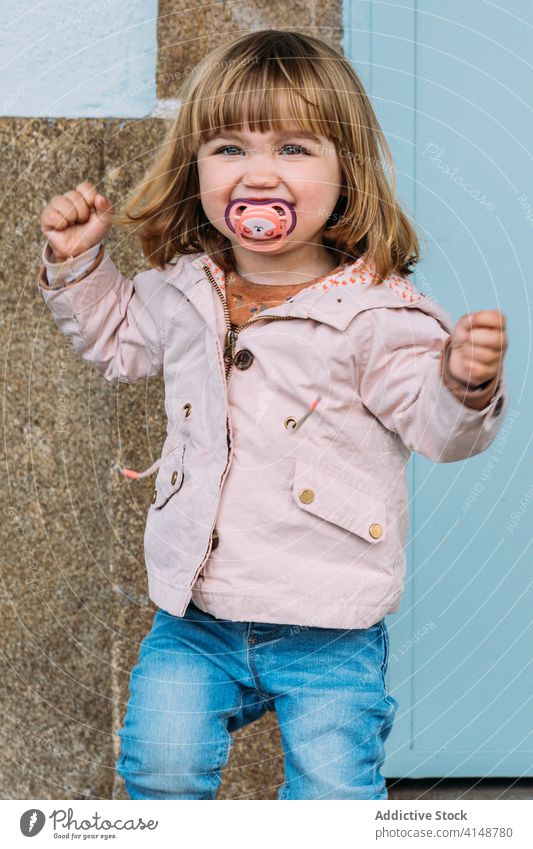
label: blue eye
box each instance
[215,146,242,156]
[280,144,310,155]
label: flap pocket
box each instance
[151,442,186,509]
[291,458,386,544]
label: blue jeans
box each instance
[116,601,398,800]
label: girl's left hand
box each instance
[447,310,508,388]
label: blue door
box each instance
[344,0,533,777]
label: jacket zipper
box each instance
[202,264,298,380]
[191,263,300,591]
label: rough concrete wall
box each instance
[157,0,343,99]
[1,2,342,801]
[1,116,167,799]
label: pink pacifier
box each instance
[224,198,297,252]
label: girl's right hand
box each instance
[41,181,113,262]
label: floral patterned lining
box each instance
[197,253,425,305]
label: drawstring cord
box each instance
[112,406,188,481]
[291,396,321,431]
[112,457,161,481]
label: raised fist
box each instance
[41,181,113,262]
[447,310,508,388]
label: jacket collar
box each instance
[163,251,444,332]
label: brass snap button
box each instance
[234,349,254,370]
[211,528,219,550]
[183,402,192,417]
[284,416,297,430]
[299,488,315,504]
[171,470,179,485]
[369,523,383,539]
[151,488,157,503]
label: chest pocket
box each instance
[291,457,386,544]
[151,442,186,509]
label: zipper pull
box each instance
[225,326,237,362]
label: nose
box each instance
[242,173,280,190]
[241,153,280,191]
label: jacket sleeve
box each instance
[43,241,102,286]
[37,243,167,384]
[352,305,508,463]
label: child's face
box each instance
[196,124,344,259]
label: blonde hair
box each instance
[114,29,420,284]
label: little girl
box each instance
[38,30,508,800]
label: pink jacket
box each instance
[37,247,508,629]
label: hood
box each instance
[164,251,453,334]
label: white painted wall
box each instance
[0,0,158,117]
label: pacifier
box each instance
[224,197,297,252]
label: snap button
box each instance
[493,396,503,416]
[183,402,192,417]
[171,470,179,485]
[369,523,383,539]
[234,349,254,370]
[284,416,297,430]
[211,528,219,550]
[299,488,315,504]
[152,488,157,503]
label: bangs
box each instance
[187,49,344,150]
